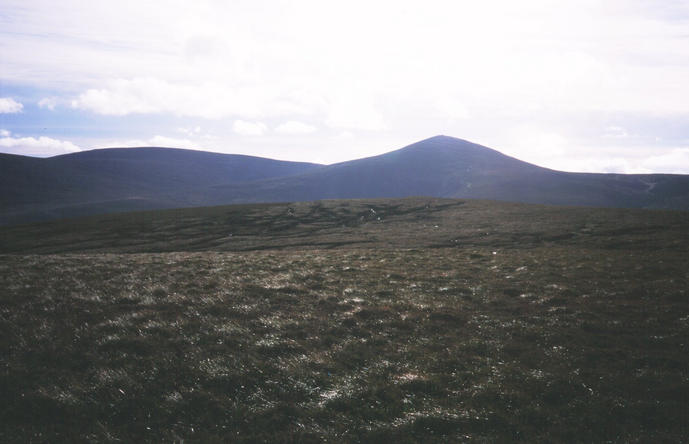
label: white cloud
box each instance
[71,78,185,116]
[69,77,302,119]
[0,135,81,156]
[177,126,201,136]
[2,1,689,170]
[0,129,10,137]
[434,97,470,120]
[641,148,689,174]
[99,135,202,150]
[496,125,569,166]
[325,97,387,131]
[4,2,689,121]
[232,120,267,136]
[148,135,202,149]
[38,97,58,110]
[544,157,645,174]
[603,126,630,139]
[0,97,23,113]
[275,121,316,135]
[497,137,689,174]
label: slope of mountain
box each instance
[2,136,688,225]
[0,147,322,224]
[210,136,689,209]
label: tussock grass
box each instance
[1,198,688,442]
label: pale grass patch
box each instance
[350,297,365,303]
[530,369,545,379]
[255,333,282,347]
[394,372,424,383]
[164,391,183,402]
[390,407,481,427]
[95,368,128,384]
[102,312,146,327]
[39,386,79,405]
[343,305,363,317]
[198,294,225,305]
[198,357,234,378]
[315,376,358,407]
[260,273,293,289]
[319,389,340,403]
[138,295,157,305]
[258,314,287,328]
[234,303,259,313]
[97,334,121,345]
[215,320,248,334]
[141,319,166,330]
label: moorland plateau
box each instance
[1,198,687,442]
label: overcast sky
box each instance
[1,0,689,173]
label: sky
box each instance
[1,0,689,173]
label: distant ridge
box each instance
[2,136,688,225]
[0,147,322,225]
[208,135,689,209]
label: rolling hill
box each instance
[209,136,689,209]
[0,148,321,225]
[2,135,689,225]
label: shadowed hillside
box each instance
[3,136,689,225]
[0,148,321,225]
[210,136,689,209]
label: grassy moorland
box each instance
[1,198,688,442]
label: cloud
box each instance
[275,121,316,135]
[603,126,630,139]
[0,97,23,113]
[38,97,58,110]
[148,135,202,149]
[641,148,689,174]
[434,97,470,120]
[71,78,180,116]
[177,126,201,136]
[0,135,81,156]
[232,120,267,136]
[499,137,689,174]
[3,1,689,170]
[496,125,569,165]
[70,78,296,119]
[545,157,644,174]
[4,2,689,120]
[325,97,387,131]
[0,129,10,137]
[99,135,202,150]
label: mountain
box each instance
[0,147,321,225]
[209,135,689,209]
[2,136,688,225]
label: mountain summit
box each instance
[2,136,688,224]
[208,135,689,209]
[209,135,546,201]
